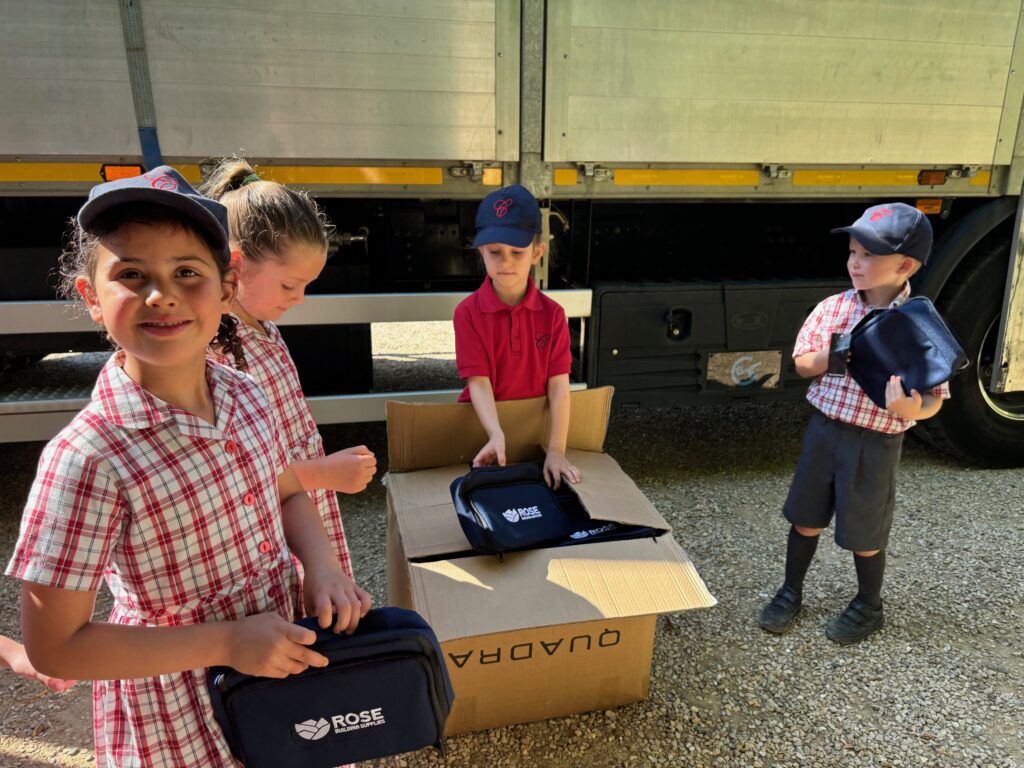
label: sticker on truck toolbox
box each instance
[705,351,783,390]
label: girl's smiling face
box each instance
[76,221,234,371]
[233,241,327,323]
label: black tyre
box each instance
[922,236,1024,466]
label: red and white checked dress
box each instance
[212,318,352,580]
[7,354,297,767]
[795,284,951,434]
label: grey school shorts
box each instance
[782,410,904,551]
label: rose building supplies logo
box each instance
[569,523,617,540]
[294,709,387,740]
[502,505,543,523]
[294,718,331,741]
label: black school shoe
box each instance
[826,598,885,645]
[759,586,802,634]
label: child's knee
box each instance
[793,524,824,538]
[854,548,881,557]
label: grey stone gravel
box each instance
[0,323,1022,767]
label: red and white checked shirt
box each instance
[7,354,297,767]
[212,318,352,580]
[795,284,951,434]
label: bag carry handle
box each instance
[292,608,429,647]
[457,462,544,496]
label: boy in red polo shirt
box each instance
[454,185,580,489]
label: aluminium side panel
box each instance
[545,0,1021,166]
[0,1,140,158]
[141,0,517,163]
[1003,7,1024,193]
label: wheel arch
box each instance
[913,196,1016,300]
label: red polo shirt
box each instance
[454,277,572,402]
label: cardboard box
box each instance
[385,387,716,736]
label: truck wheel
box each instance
[922,237,1024,466]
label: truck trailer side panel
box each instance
[545,0,1022,166]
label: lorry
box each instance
[2,0,1023,466]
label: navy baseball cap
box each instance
[831,202,933,265]
[472,185,542,248]
[78,166,230,260]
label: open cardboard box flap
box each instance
[386,388,613,473]
[408,537,716,643]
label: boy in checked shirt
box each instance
[759,203,950,645]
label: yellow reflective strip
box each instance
[170,165,202,184]
[482,167,503,186]
[793,170,920,186]
[0,163,201,184]
[0,162,103,182]
[613,169,759,186]
[553,168,579,186]
[969,170,991,186]
[257,166,443,186]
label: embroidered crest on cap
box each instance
[493,198,514,218]
[145,172,179,191]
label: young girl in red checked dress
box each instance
[6,167,370,767]
[202,159,375,584]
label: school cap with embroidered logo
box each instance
[77,165,230,260]
[472,184,542,248]
[831,202,933,265]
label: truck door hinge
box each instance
[579,163,611,181]
[449,162,484,181]
[948,165,981,179]
[327,227,369,259]
[762,164,791,179]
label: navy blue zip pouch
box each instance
[828,296,968,408]
[551,484,659,545]
[451,463,659,556]
[208,607,454,768]
[451,462,573,556]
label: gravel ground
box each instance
[1,322,1022,767]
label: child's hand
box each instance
[3,641,76,692]
[885,375,923,418]
[228,613,328,678]
[302,562,372,635]
[473,433,506,467]
[543,450,581,490]
[322,446,377,494]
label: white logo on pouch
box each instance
[294,718,330,741]
[569,523,617,540]
[294,709,386,739]
[332,708,387,734]
[502,505,542,523]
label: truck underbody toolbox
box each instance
[588,280,848,404]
